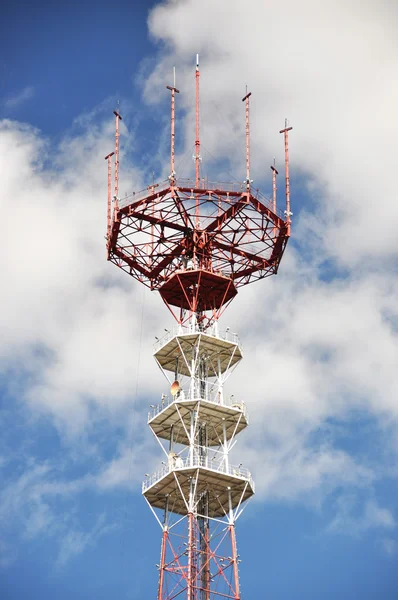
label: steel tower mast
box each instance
[105,57,293,599]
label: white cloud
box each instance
[0,464,57,545]
[247,445,375,506]
[3,86,35,109]
[0,117,164,436]
[146,0,398,266]
[0,450,146,568]
[55,513,116,568]
[1,0,398,563]
[141,0,398,503]
[327,496,396,537]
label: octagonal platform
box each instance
[148,396,248,447]
[154,330,242,377]
[142,457,254,518]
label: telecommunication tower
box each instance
[105,56,292,599]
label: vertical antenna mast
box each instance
[279,118,293,236]
[167,68,180,184]
[113,108,122,212]
[195,54,200,190]
[270,158,278,239]
[242,89,252,191]
[105,151,115,246]
[270,158,278,213]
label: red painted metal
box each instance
[106,63,293,599]
[113,109,122,212]
[202,521,210,600]
[242,91,252,191]
[158,528,168,599]
[187,512,194,600]
[155,514,242,600]
[105,151,114,249]
[271,160,278,239]
[270,160,278,214]
[230,525,240,600]
[195,55,200,191]
[167,76,180,182]
[107,177,289,327]
[279,119,293,236]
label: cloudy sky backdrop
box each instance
[1,0,397,598]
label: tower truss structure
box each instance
[105,57,292,599]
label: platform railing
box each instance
[142,454,254,493]
[119,179,170,209]
[153,324,241,354]
[177,178,284,217]
[118,177,285,219]
[148,389,247,422]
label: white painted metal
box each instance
[143,324,254,527]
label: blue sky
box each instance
[1,0,398,599]
[1,1,155,130]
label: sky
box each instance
[0,0,398,598]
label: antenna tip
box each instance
[196,54,199,69]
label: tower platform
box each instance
[159,269,237,311]
[142,457,254,518]
[148,395,248,446]
[154,326,242,377]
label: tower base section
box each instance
[157,515,241,600]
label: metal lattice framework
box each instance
[108,178,289,324]
[105,56,292,599]
[110,177,289,285]
[143,324,253,600]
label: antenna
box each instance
[270,158,278,213]
[279,118,293,236]
[105,62,294,600]
[104,151,115,247]
[113,107,122,212]
[195,54,200,191]
[166,68,180,183]
[242,89,252,191]
[270,158,278,239]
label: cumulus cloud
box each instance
[0,117,164,435]
[142,0,398,487]
[0,114,164,564]
[146,0,398,265]
[1,0,398,567]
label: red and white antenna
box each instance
[270,157,278,213]
[195,54,200,189]
[113,107,122,212]
[271,158,278,239]
[105,60,294,600]
[279,118,293,236]
[242,88,252,191]
[166,67,180,184]
[105,151,114,246]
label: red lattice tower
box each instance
[105,57,292,599]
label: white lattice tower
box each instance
[143,318,254,600]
